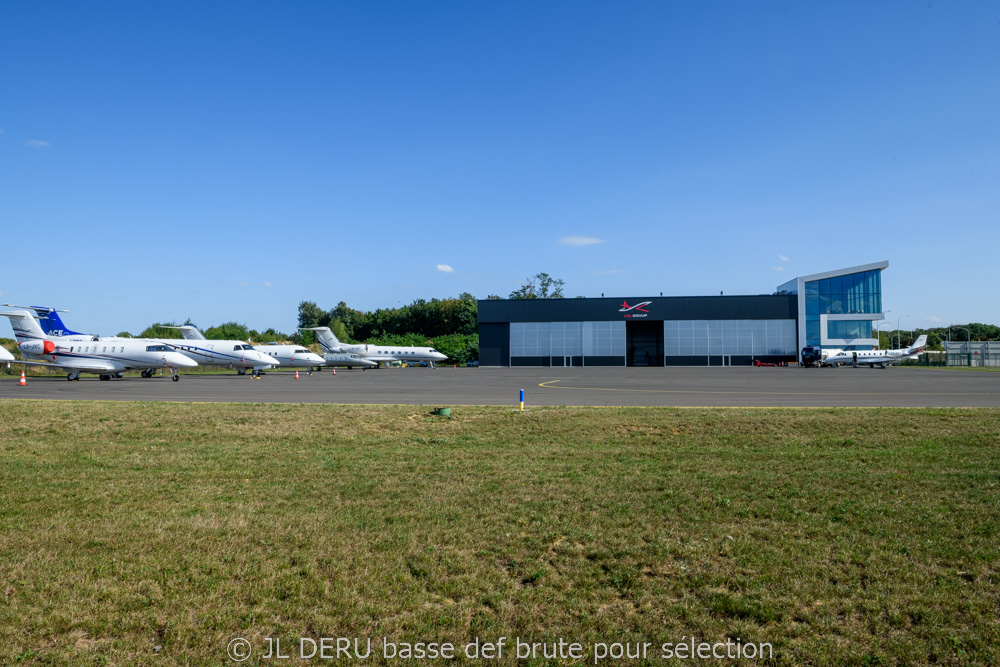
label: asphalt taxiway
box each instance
[2,366,999,407]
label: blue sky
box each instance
[2,1,998,336]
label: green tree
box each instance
[139,322,181,338]
[298,301,329,329]
[429,333,479,364]
[204,322,250,340]
[509,272,565,299]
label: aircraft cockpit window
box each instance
[242,344,255,350]
[295,349,309,354]
[146,345,172,352]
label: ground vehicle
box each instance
[801,346,823,367]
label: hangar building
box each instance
[478,261,887,367]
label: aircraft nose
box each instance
[168,353,199,368]
[259,353,279,366]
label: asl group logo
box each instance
[619,301,652,318]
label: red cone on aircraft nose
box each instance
[43,341,55,354]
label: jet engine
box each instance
[18,340,56,355]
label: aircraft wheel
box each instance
[100,375,111,381]
[172,374,179,382]
[237,369,246,375]
[67,374,74,381]
[115,372,124,378]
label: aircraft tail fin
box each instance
[1,304,83,336]
[162,325,207,341]
[0,310,49,341]
[299,327,341,352]
[910,334,928,351]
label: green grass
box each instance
[1,402,998,665]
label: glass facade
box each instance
[511,321,624,358]
[804,270,882,346]
[511,320,796,360]
[827,320,873,340]
[664,320,797,356]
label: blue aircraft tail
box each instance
[32,307,84,336]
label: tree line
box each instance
[882,323,1000,351]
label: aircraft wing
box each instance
[9,357,118,373]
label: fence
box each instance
[906,352,1000,368]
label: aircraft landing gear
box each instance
[141,369,151,378]
[172,372,179,382]
[237,369,246,375]
[115,372,124,378]
[99,374,111,381]
[67,372,80,381]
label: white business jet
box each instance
[0,309,198,381]
[301,327,447,368]
[156,325,279,378]
[251,342,326,373]
[824,335,928,368]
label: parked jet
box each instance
[5,306,276,378]
[1,344,15,364]
[824,335,928,368]
[301,327,446,367]
[157,326,279,377]
[251,342,326,373]
[0,309,198,381]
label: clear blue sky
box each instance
[2,1,998,336]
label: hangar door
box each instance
[626,320,663,366]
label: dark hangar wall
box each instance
[477,295,798,367]
[478,295,797,324]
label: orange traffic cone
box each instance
[332,368,336,375]
[19,371,27,386]
[295,370,300,379]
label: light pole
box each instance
[875,320,889,349]
[896,315,909,349]
[879,309,892,349]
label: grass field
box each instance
[1,402,998,665]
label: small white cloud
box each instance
[926,315,943,323]
[436,264,455,273]
[559,236,605,246]
[594,269,623,275]
[26,139,50,148]
[239,281,249,286]
[261,281,273,288]
[779,254,790,262]
[772,266,785,272]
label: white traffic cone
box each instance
[295,370,300,379]
[19,371,26,386]
[332,368,336,375]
